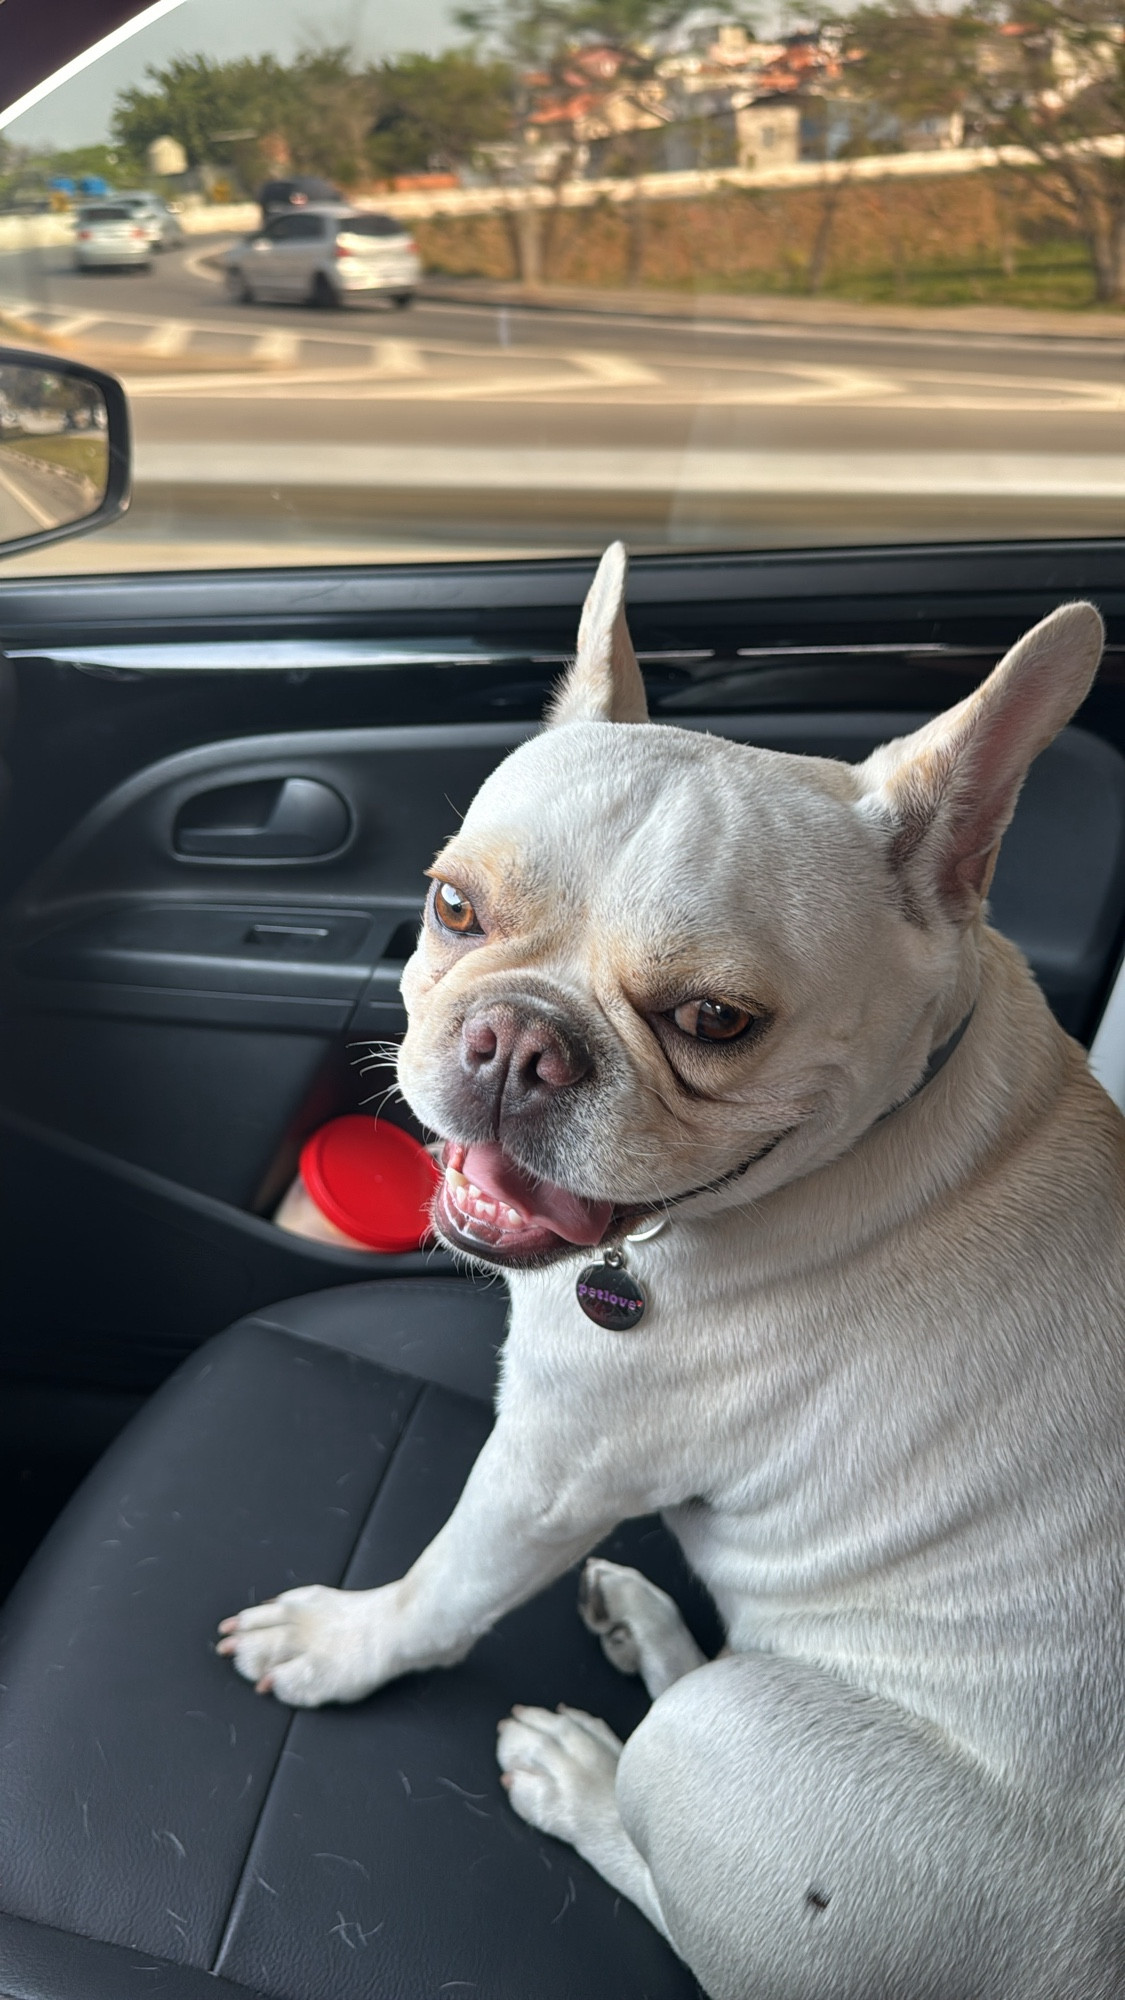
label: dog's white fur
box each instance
[221,547,1125,1998]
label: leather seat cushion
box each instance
[0,1279,714,2000]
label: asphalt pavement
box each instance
[1,237,1123,570]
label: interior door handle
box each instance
[173,777,351,859]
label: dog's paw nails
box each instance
[497,1704,622,1841]
[578,1559,705,1692]
[578,1559,645,1673]
[215,1583,390,1706]
[577,1558,609,1628]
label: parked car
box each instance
[116,191,185,252]
[73,202,152,271]
[223,204,420,308]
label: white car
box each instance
[118,193,185,252]
[223,204,421,309]
[73,203,152,271]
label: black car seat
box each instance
[0,1279,712,2000]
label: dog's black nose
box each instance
[460,1002,592,1118]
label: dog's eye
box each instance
[432,881,482,936]
[672,999,754,1042]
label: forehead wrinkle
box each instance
[594,931,781,1021]
[432,828,555,921]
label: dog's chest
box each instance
[507,1240,1118,1627]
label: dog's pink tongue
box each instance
[461,1142,612,1247]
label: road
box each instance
[2,237,1124,569]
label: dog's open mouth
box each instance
[435,1141,615,1265]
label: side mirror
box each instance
[0,348,130,560]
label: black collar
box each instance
[876,1006,976,1123]
[654,1006,977,1218]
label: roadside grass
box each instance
[821,241,1099,311]
[3,434,106,483]
[643,242,1103,312]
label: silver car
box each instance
[224,205,420,310]
[118,193,185,252]
[73,203,152,271]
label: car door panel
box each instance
[1,547,1124,1397]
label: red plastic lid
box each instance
[299,1116,440,1253]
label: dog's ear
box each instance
[546,541,649,726]
[859,601,1104,922]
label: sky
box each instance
[5,0,463,150]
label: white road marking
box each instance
[3,300,380,355]
[5,294,1120,414]
[0,456,58,528]
[130,441,1125,497]
[567,349,660,385]
[44,311,101,338]
[371,338,426,375]
[141,319,190,356]
[123,357,1125,413]
[125,363,411,394]
[124,365,606,400]
[182,241,235,284]
[252,328,300,365]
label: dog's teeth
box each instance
[443,1166,525,1235]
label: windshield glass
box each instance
[1,0,1123,575]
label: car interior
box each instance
[1,4,1124,1999]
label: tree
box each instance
[457,0,692,283]
[842,1,981,136]
[838,0,1125,304]
[277,48,380,186]
[971,0,1125,304]
[109,45,514,196]
[367,52,516,180]
[111,52,297,190]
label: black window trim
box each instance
[0,540,1122,652]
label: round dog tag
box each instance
[575,1261,647,1331]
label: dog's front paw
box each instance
[216,1582,396,1706]
[497,1704,622,1844]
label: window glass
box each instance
[1,0,1122,575]
[265,212,322,240]
[337,213,406,239]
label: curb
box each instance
[0,311,61,351]
[417,278,1125,346]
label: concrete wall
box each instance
[2,131,1121,250]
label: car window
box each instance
[0,0,1122,578]
[337,214,406,239]
[263,214,311,241]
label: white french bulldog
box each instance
[220,546,1125,1999]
